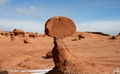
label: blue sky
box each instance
[0,0,120,35]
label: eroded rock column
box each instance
[45,16,113,74]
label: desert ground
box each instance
[0,31,120,74]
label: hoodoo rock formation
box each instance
[11,29,31,43]
[13,29,25,37]
[45,16,113,74]
[45,16,76,38]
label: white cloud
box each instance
[24,2,29,5]
[0,19,45,33]
[33,2,36,4]
[0,0,10,9]
[76,20,120,35]
[0,0,10,5]
[15,5,38,14]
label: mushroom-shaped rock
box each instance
[45,16,113,74]
[45,16,76,38]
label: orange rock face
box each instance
[11,29,31,44]
[45,16,113,74]
[45,16,76,38]
[46,38,113,74]
[13,29,25,37]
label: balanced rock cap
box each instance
[44,16,76,38]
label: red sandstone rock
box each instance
[46,51,52,58]
[11,29,31,44]
[23,37,31,44]
[45,16,113,74]
[45,16,76,38]
[11,36,23,43]
[46,38,113,74]
[13,29,25,37]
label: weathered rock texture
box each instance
[46,38,113,74]
[45,16,76,38]
[1,31,11,37]
[11,29,31,43]
[0,30,2,35]
[46,51,52,58]
[13,29,25,37]
[45,16,113,74]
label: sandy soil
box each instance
[0,32,120,73]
